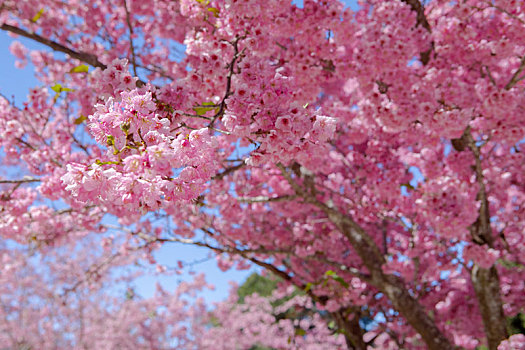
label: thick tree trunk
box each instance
[464,129,508,349]
[471,265,508,350]
[468,210,508,350]
[330,215,455,350]
[279,163,455,350]
[333,310,367,350]
[468,211,508,350]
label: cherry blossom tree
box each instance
[0,238,345,349]
[1,0,525,349]
[0,238,210,349]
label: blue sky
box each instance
[0,32,39,105]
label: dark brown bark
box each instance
[399,0,434,65]
[328,215,455,350]
[0,23,147,87]
[0,24,106,69]
[278,164,455,350]
[334,310,367,350]
[400,0,431,32]
[471,265,508,350]
[465,130,508,350]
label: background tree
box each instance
[1,0,525,349]
[0,241,346,349]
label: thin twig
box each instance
[237,195,296,203]
[122,0,138,77]
[505,55,525,90]
[208,36,246,129]
[464,127,493,246]
[212,162,245,180]
[484,1,525,25]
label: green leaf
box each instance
[50,84,63,93]
[193,107,211,115]
[95,159,120,166]
[69,64,89,73]
[324,270,349,288]
[295,328,306,336]
[193,102,216,115]
[208,7,220,17]
[120,122,130,132]
[74,115,87,124]
[106,135,115,146]
[304,282,313,292]
[31,9,45,23]
[50,83,75,94]
[498,259,525,269]
[333,276,349,288]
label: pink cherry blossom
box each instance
[1,0,525,349]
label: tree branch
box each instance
[484,1,525,25]
[400,0,431,32]
[276,162,455,350]
[237,195,296,203]
[334,309,367,350]
[212,162,245,180]
[505,55,525,90]
[208,36,246,129]
[399,0,433,65]
[0,24,106,69]
[1,23,146,87]
[0,177,40,184]
[464,129,493,246]
[122,0,138,77]
[464,128,508,349]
